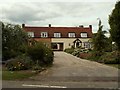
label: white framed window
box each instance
[41,32,48,38]
[54,33,61,38]
[80,33,87,38]
[68,33,75,37]
[28,32,34,37]
[84,42,91,48]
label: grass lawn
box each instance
[2,70,39,80]
[2,65,40,80]
[106,64,119,69]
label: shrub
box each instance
[87,51,119,64]
[2,49,22,61]
[84,50,101,62]
[43,47,54,66]
[5,55,34,71]
[64,47,91,57]
[80,53,92,59]
[72,48,81,57]
[81,49,90,53]
[27,42,54,66]
[32,64,42,70]
[64,46,94,60]
[100,52,119,64]
[64,48,74,54]
[2,23,29,61]
[18,44,28,54]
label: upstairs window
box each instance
[80,33,87,38]
[28,32,34,37]
[68,33,75,37]
[54,33,61,38]
[41,32,48,38]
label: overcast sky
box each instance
[0,0,118,33]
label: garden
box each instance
[64,47,119,69]
[2,22,54,80]
[64,18,120,69]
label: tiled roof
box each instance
[23,25,92,38]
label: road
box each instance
[2,52,119,89]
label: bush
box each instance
[27,42,54,66]
[81,49,89,53]
[100,52,119,64]
[80,53,92,59]
[64,47,92,57]
[72,48,81,57]
[2,23,29,61]
[5,55,34,71]
[32,63,43,70]
[43,47,54,66]
[2,49,25,61]
[64,48,74,54]
[32,63,46,72]
[83,50,100,62]
[87,51,119,64]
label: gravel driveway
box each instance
[29,51,118,81]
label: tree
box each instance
[92,20,108,56]
[109,1,120,51]
[2,22,29,60]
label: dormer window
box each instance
[80,32,87,38]
[68,33,75,37]
[28,32,34,37]
[41,32,48,38]
[54,32,61,38]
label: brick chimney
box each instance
[22,24,25,28]
[89,25,92,29]
[49,24,51,27]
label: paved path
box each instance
[2,52,119,88]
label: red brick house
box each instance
[23,24,92,51]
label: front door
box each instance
[76,42,79,48]
[73,38,82,48]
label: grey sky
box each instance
[0,0,118,33]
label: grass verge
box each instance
[2,70,39,80]
[2,65,41,80]
[106,64,119,69]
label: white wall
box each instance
[51,38,91,50]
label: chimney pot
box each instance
[89,25,92,28]
[22,24,25,28]
[49,24,51,27]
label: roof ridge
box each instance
[25,26,90,29]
